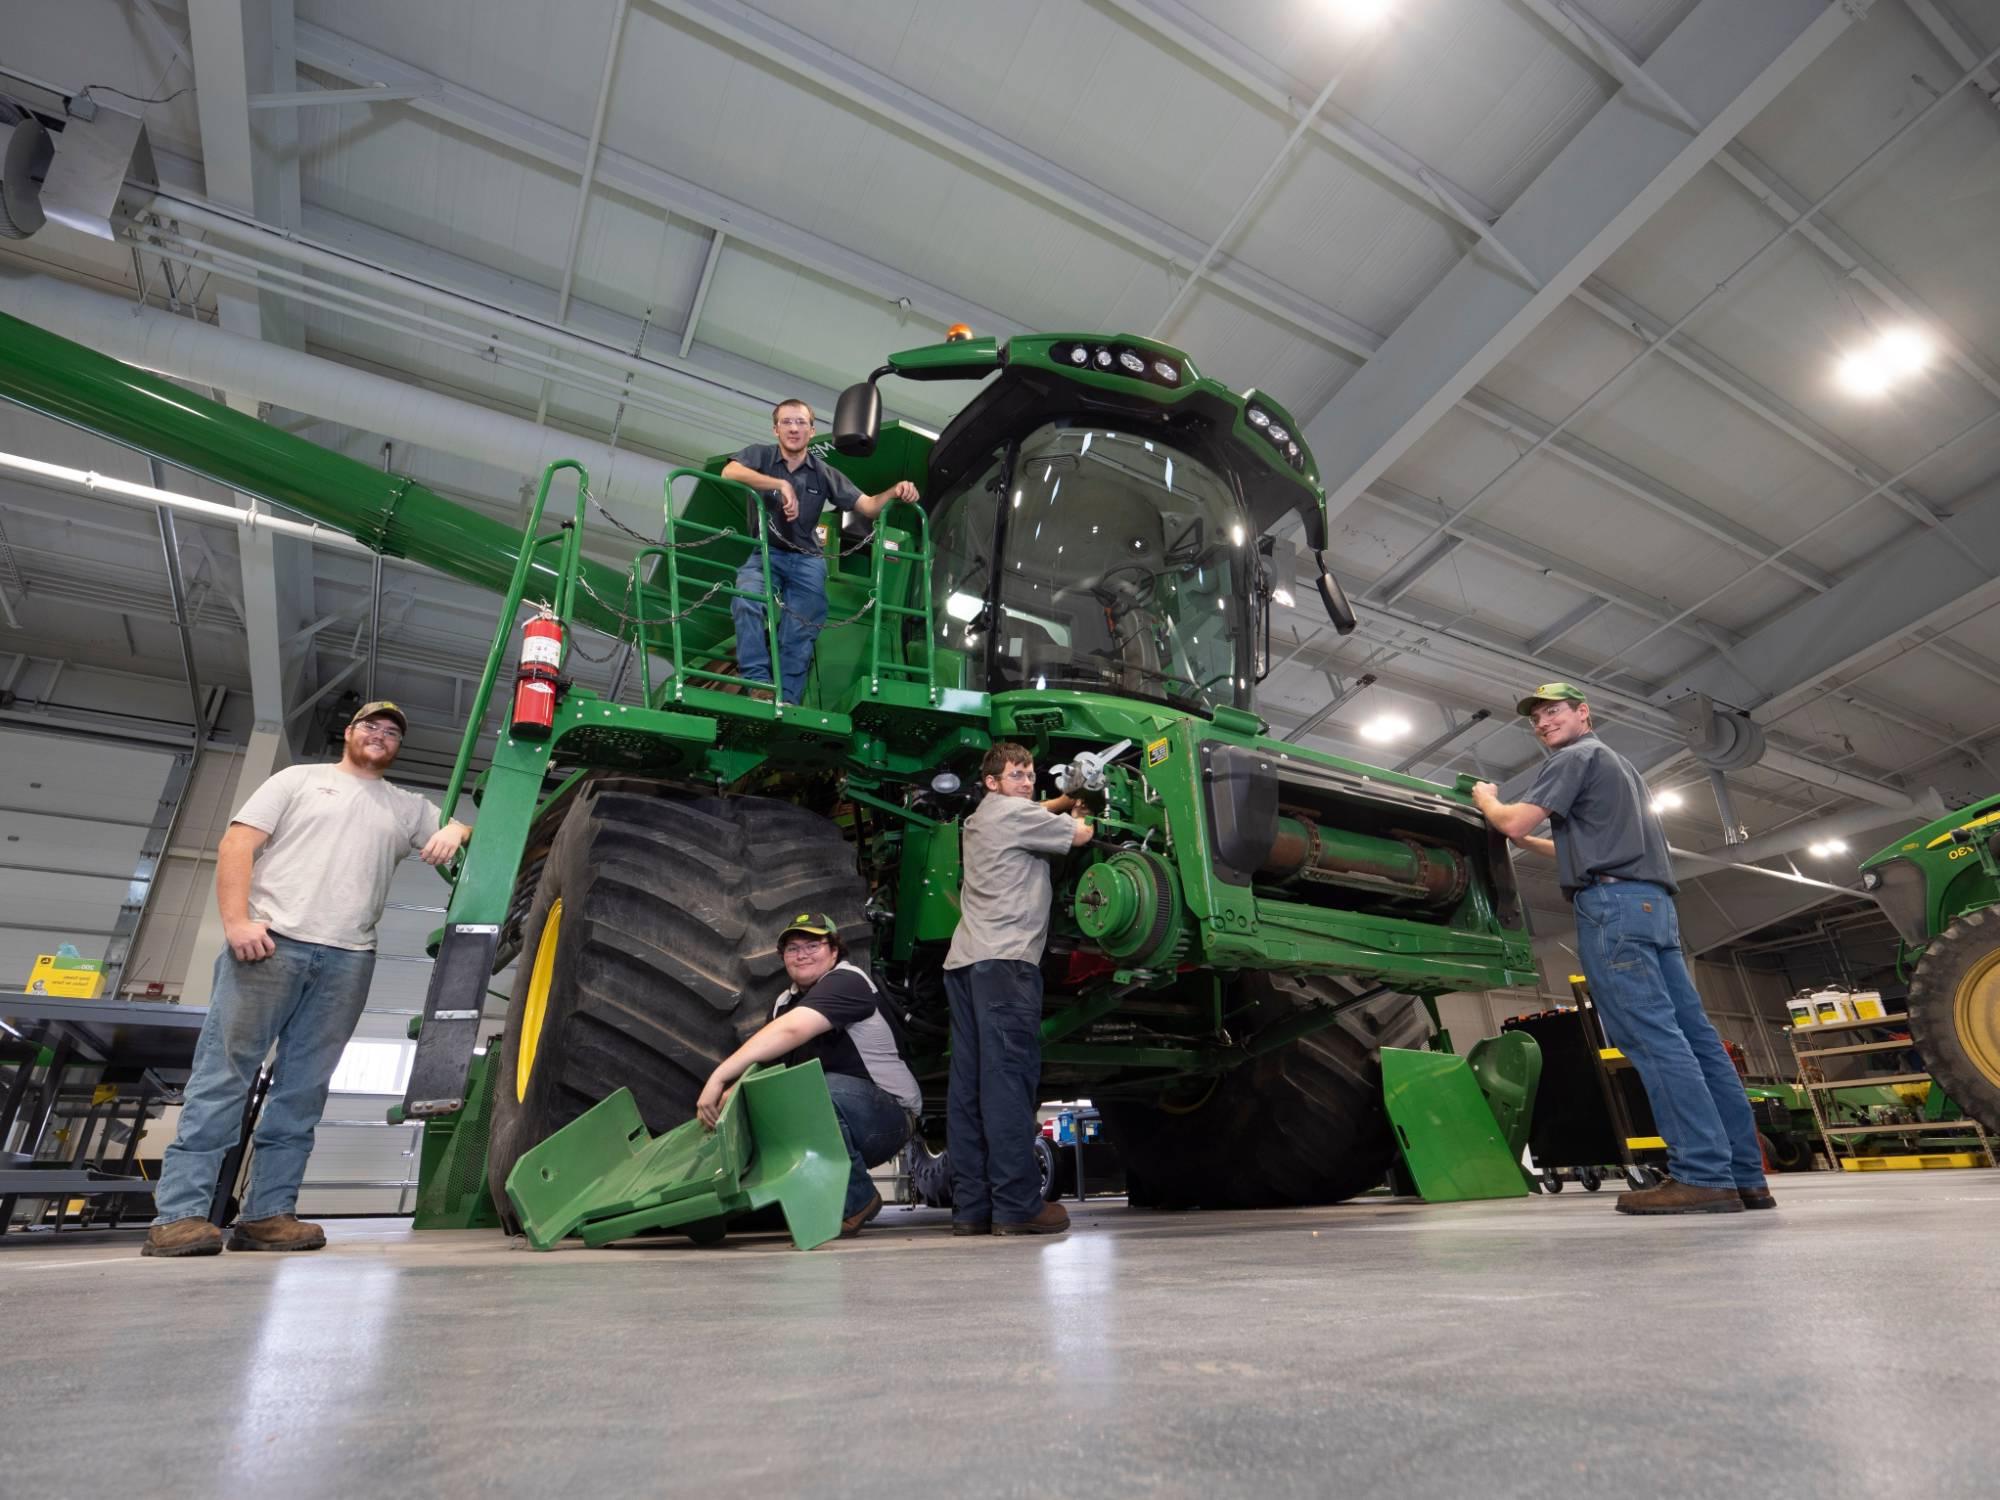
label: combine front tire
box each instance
[1905,906,2000,1130]
[484,784,869,1219]
[1098,974,1433,1209]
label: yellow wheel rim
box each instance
[1955,947,2000,1090]
[517,897,562,1104]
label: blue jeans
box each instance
[151,936,375,1224]
[945,960,1044,1225]
[823,1072,911,1218]
[732,549,827,704]
[1573,882,1766,1191]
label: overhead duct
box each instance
[0,94,156,240]
[1671,692,1765,772]
[0,269,678,519]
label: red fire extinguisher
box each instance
[511,608,563,740]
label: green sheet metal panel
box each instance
[1381,1047,1531,1202]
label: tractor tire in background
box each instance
[1098,974,1434,1209]
[1904,905,2000,1130]
[484,783,869,1222]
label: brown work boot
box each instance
[1739,1185,1778,1210]
[994,1201,1070,1236]
[141,1217,223,1257]
[1616,1180,1744,1216]
[840,1191,884,1239]
[227,1213,328,1251]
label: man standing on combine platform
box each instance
[143,703,471,1257]
[721,398,920,705]
[944,742,1093,1237]
[695,913,921,1239]
[1471,682,1772,1216]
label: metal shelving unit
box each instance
[1789,1012,1995,1170]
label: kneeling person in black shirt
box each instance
[697,913,920,1238]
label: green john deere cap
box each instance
[1514,681,1588,718]
[349,699,409,732]
[778,911,838,942]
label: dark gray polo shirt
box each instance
[733,442,863,555]
[1518,733,1677,898]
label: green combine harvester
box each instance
[1859,798,2000,1131]
[0,313,1541,1230]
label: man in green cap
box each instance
[1470,683,1771,1216]
[144,702,473,1257]
[696,912,919,1238]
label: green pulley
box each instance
[1074,850,1187,968]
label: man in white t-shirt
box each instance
[143,702,471,1257]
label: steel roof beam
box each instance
[641,0,1384,358]
[293,22,1023,339]
[1301,0,1859,522]
[1655,473,2000,714]
[1902,0,2000,111]
[535,0,632,428]
[1098,0,1507,232]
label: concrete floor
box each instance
[2,1172,1995,1498]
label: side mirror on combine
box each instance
[1314,551,1357,636]
[832,380,881,456]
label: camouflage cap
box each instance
[1514,682,1588,718]
[349,700,409,732]
[778,911,838,942]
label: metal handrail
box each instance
[441,460,591,818]
[658,467,780,703]
[864,500,936,701]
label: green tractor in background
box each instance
[1858,797,2000,1131]
[0,313,1541,1222]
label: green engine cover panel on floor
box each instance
[1381,1048,1532,1202]
[1464,1031,1542,1167]
[503,1061,850,1251]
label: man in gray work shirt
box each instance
[1472,682,1770,1216]
[143,702,471,1257]
[943,741,1092,1236]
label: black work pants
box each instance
[944,959,1043,1226]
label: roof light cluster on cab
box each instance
[1053,340,1183,390]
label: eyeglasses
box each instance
[1528,704,1576,725]
[356,724,404,741]
[775,417,815,429]
[781,939,828,957]
[998,767,1035,784]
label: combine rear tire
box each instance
[1097,974,1433,1209]
[1905,906,2000,1130]
[484,784,869,1220]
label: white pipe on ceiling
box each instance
[0,268,680,519]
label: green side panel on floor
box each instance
[503,1060,849,1252]
[411,1046,503,1231]
[1381,1047,1533,1202]
[1465,1031,1542,1165]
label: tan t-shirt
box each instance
[943,793,1080,969]
[232,763,441,950]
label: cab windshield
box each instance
[930,424,1256,712]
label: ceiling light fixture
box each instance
[1331,0,1397,25]
[1835,327,1933,399]
[1807,839,1850,859]
[1358,713,1411,744]
[1650,789,1684,813]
